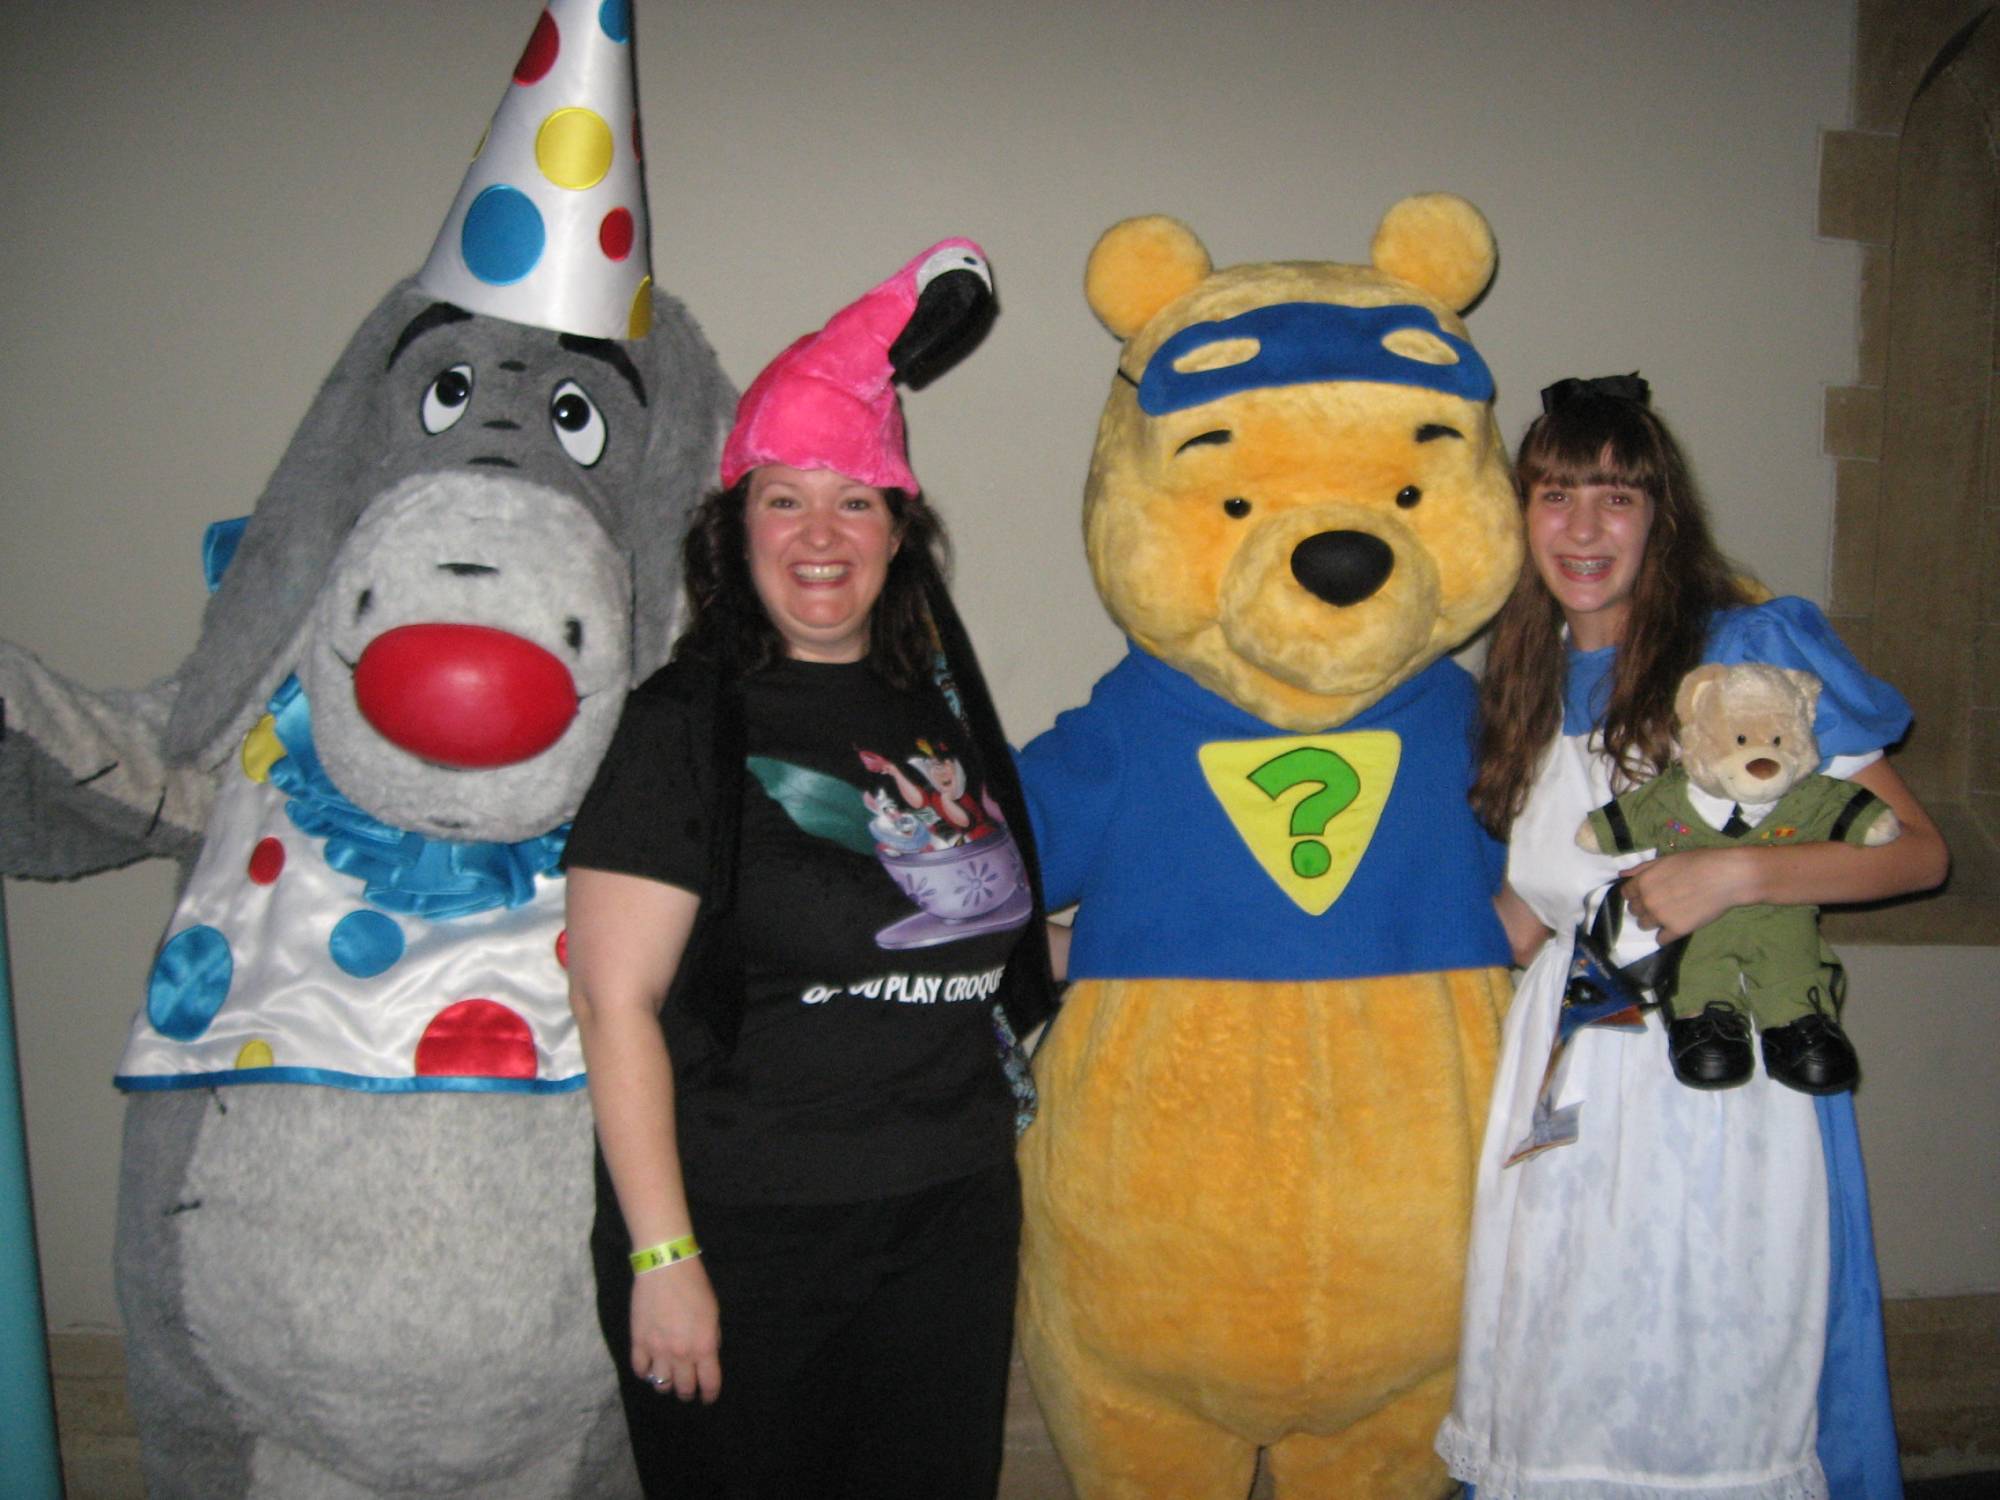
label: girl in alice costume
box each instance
[1436,377,1945,1500]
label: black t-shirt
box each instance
[564,654,1027,1205]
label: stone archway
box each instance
[1820,2,1999,943]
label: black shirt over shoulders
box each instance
[565,653,1028,1205]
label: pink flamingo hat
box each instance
[721,239,995,492]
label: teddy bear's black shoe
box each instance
[1761,1013,1859,1094]
[1667,1002,1754,1089]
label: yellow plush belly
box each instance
[1018,968,1506,1439]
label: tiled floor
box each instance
[45,1340,1076,1500]
[1907,1480,2000,1500]
[1885,1294,2000,1482]
[47,1333,142,1500]
[48,1299,2000,1499]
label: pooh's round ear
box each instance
[1675,662,1729,726]
[1370,194,1496,313]
[1086,216,1213,341]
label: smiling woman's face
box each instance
[744,464,900,663]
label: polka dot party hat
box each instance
[417,0,653,342]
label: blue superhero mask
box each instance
[1136,301,1493,416]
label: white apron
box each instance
[1437,726,1829,1500]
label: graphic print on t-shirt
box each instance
[748,736,1032,950]
[1197,731,1402,916]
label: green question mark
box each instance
[1248,747,1361,879]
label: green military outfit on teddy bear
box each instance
[1585,762,1891,1036]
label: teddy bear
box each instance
[1014,196,1524,1500]
[1576,660,1900,1094]
[0,5,734,1495]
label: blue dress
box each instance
[1439,598,1903,1500]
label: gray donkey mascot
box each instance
[0,4,733,1495]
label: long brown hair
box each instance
[676,475,952,690]
[1468,391,1750,834]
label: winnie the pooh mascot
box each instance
[0,5,732,1495]
[1015,195,1523,1499]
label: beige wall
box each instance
[2,0,1990,1332]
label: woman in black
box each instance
[563,240,1057,1499]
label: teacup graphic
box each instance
[875,830,1031,949]
[746,754,1034,950]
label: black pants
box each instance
[592,1154,1021,1500]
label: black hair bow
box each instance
[1540,372,1650,413]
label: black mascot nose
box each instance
[1291,531,1394,606]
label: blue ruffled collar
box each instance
[264,676,567,920]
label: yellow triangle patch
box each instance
[1197,732,1402,916]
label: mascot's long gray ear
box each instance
[628,286,736,676]
[163,280,432,764]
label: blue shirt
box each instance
[1018,646,1509,981]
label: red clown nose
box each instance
[353,624,578,768]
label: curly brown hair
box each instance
[675,475,952,690]
[1468,393,1751,835]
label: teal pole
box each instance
[0,889,67,1497]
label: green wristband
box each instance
[629,1235,701,1274]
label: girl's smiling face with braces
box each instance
[1525,474,1654,651]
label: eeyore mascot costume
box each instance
[0,4,734,1495]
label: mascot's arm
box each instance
[1622,758,1945,941]
[0,640,211,878]
[1013,696,1127,911]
